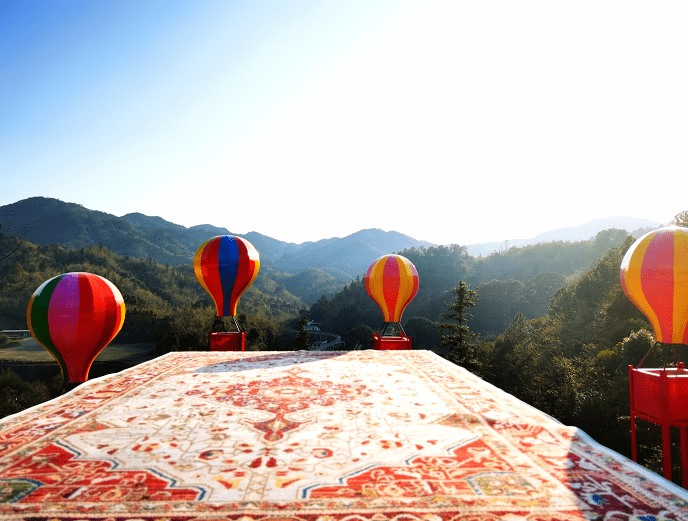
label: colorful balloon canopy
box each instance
[365,254,419,323]
[27,272,126,383]
[620,225,688,344]
[194,236,260,317]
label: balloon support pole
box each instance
[629,363,688,487]
[208,331,245,351]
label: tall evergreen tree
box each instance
[294,315,312,350]
[437,281,480,369]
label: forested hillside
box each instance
[0,233,304,350]
[310,228,634,342]
[464,225,688,483]
[0,226,648,344]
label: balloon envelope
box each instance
[27,272,126,383]
[620,225,688,344]
[194,236,260,317]
[365,254,419,323]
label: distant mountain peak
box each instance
[121,212,182,229]
[0,197,666,275]
[466,216,663,257]
[189,223,232,234]
[531,216,663,243]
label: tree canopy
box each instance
[437,281,480,369]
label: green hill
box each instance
[0,197,346,305]
[0,233,303,345]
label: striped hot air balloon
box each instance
[365,254,419,324]
[26,272,126,383]
[194,236,260,318]
[620,225,688,344]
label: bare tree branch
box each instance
[0,240,22,261]
[0,225,23,260]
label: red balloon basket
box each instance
[372,333,412,350]
[629,363,688,487]
[371,323,412,351]
[208,331,245,351]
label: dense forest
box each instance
[309,227,636,342]
[2,215,687,484]
[0,232,319,347]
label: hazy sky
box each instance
[2,1,686,245]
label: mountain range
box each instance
[0,197,663,281]
[466,216,663,257]
[0,198,434,283]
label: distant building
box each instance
[0,329,31,338]
[303,321,321,332]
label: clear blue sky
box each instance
[2,1,686,245]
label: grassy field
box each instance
[0,337,156,365]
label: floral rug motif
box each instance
[1,350,687,520]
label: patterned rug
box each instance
[1,350,687,520]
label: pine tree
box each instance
[437,281,480,369]
[294,315,312,350]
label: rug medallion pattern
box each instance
[1,350,687,520]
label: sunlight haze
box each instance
[2,1,686,245]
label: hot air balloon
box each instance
[622,225,688,486]
[26,272,125,386]
[365,254,419,350]
[620,225,688,345]
[194,236,260,350]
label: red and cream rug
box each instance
[1,350,687,520]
